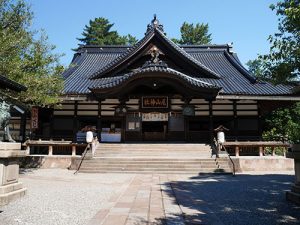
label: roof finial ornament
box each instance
[145,14,164,34]
[141,45,168,69]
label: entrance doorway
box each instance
[142,121,167,141]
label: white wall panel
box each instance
[53,111,74,116]
[77,111,98,116]
[78,105,98,110]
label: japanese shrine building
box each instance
[33,17,300,143]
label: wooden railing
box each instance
[223,141,290,157]
[23,140,88,156]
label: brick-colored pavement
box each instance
[88,174,171,225]
[1,170,299,225]
[87,174,218,225]
[86,173,300,225]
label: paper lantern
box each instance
[86,131,93,143]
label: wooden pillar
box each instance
[184,116,189,142]
[73,101,78,142]
[259,146,264,157]
[71,145,76,156]
[20,112,27,142]
[272,147,275,156]
[97,100,102,141]
[209,100,213,144]
[49,110,54,140]
[233,100,238,141]
[257,101,263,141]
[48,145,53,156]
[235,146,240,157]
[26,145,30,155]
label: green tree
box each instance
[263,103,300,143]
[0,0,64,106]
[246,59,267,81]
[172,22,212,45]
[77,17,137,46]
[248,0,299,84]
[253,0,300,144]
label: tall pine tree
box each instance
[172,22,212,45]
[0,0,64,107]
[77,17,137,46]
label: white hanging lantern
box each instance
[217,131,225,144]
[86,131,93,144]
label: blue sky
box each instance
[27,0,278,67]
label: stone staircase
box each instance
[78,143,232,174]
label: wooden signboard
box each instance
[142,113,168,121]
[142,96,168,109]
[31,107,39,129]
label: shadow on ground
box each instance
[157,174,300,225]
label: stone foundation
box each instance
[231,157,294,173]
[20,155,80,169]
[286,149,300,205]
[0,143,27,206]
[21,155,295,174]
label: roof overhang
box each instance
[217,94,300,101]
[0,75,27,92]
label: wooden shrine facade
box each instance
[30,16,300,143]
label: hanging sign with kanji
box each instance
[142,96,168,108]
[31,107,39,129]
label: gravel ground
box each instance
[0,169,134,225]
[0,170,299,225]
[169,172,300,225]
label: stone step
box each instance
[81,162,229,166]
[79,166,231,171]
[83,159,228,163]
[81,159,229,164]
[78,168,231,174]
[75,143,232,174]
[96,147,212,150]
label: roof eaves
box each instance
[0,75,27,92]
[154,29,222,79]
[89,66,221,91]
[224,51,256,83]
[90,30,155,80]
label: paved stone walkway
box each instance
[88,173,300,225]
[0,170,300,225]
[88,174,186,225]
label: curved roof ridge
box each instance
[62,51,88,79]
[89,66,221,91]
[90,30,155,79]
[181,44,229,49]
[154,29,221,79]
[89,25,223,80]
[223,51,256,83]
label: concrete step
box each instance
[75,143,233,174]
[84,158,222,162]
[78,168,231,174]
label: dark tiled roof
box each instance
[90,27,221,80]
[63,17,295,97]
[63,44,294,96]
[89,66,221,91]
[0,75,27,92]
